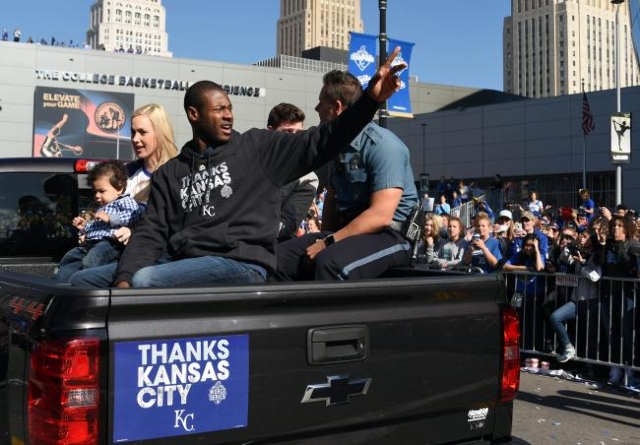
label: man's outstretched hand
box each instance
[366,46,407,103]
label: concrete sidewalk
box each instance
[512,370,640,444]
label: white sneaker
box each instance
[557,345,576,363]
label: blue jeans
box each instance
[68,256,265,288]
[68,262,118,287]
[56,240,121,282]
[549,301,576,349]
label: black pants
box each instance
[276,229,411,281]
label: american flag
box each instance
[582,91,595,135]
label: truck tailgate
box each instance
[107,274,507,444]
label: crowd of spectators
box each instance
[2,26,150,55]
[417,182,640,392]
[2,26,90,49]
[296,191,325,237]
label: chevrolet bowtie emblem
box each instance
[301,375,372,407]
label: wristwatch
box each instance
[323,234,335,247]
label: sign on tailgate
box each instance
[113,334,249,441]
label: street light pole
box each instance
[421,123,427,175]
[378,0,388,128]
[612,0,624,205]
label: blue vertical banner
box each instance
[348,32,377,89]
[387,38,414,118]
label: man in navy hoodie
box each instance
[103,48,407,288]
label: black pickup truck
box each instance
[0,158,520,445]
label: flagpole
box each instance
[581,80,595,192]
[581,80,588,191]
[582,135,587,190]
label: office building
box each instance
[86,0,172,57]
[277,0,364,57]
[503,0,639,98]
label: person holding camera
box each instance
[548,229,599,363]
[510,211,549,261]
[462,213,502,273]
[547,233,579,274]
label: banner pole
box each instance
[378,0,388,128]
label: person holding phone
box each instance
[462,213,502,273]
[510,211,549,260]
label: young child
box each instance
[55,160,143,280]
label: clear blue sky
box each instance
[2,0,510,90]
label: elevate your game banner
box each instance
[33,87,134,159]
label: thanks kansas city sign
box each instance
[35,69,263,97]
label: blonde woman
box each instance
[125,103,179,204]
[418,213,441,263]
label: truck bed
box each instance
[0,267,515,445]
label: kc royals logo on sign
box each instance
[387,38,415,117]
[113,334,249,442]
[350,45,374,72]
[349,32,377,89]
[390,52,408,85]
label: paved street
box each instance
[512,370,640,444]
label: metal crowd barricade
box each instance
[485,189,504,217]
[450,200,474,229]
[501,270,639,376]
[449,191,501,230]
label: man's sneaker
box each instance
[557,345,576,363]
[626,384,640,395]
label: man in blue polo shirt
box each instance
[276,70,418,281]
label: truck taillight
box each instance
[28,337,100,445]
[499,307,520,403]
[74,160,103,173]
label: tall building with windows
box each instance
[277,0,364,57]
[86,0,172,57]
[503,0,639,97]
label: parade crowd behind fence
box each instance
[412,177,639,390]
[504,270,638,383]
